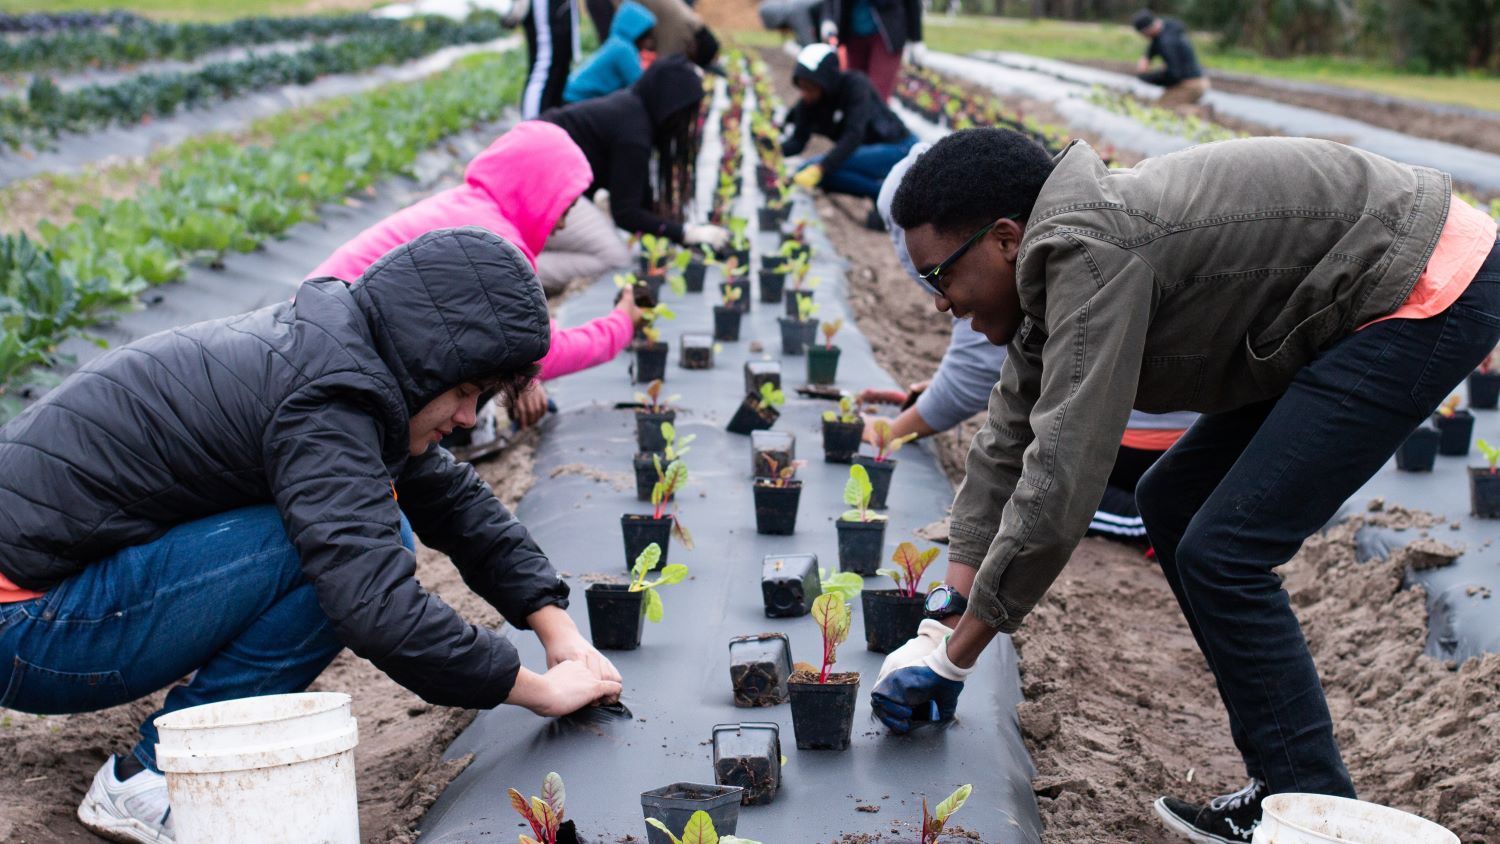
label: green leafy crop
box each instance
[628,542,689,623]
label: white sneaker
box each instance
[77,757,175,844]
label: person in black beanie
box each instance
[1132,9,1209,107]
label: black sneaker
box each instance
[1154,779,1266,843]
[863,206,887,232]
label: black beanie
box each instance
[1132,9,1157,32]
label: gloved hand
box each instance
[793,165,823,190]
[820,20,838,43]
[875,618,949,684]
[683,224,730,250]
[904,41,926,64]
[871,628,974,733]
[593,188,612,218]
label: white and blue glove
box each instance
[870,619,974,733]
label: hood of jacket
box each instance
[792,43,842,96]
[633,53,705,129]
[349,227,551,415]
[610,0,656,43]
[463,121,593,263]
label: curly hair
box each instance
[890,128,1056,236]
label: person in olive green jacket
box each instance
[872,127,1500,842]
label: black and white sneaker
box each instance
[1154,778,1266,843]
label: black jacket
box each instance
[825,0,920,54]
[541,55,704,243]
[1141,18,1202,86]
[781,47,908,175]
[0,227,568,709]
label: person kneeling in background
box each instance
[564,0,656,103]
[1132,8,1209,108]
[0,229,622,844]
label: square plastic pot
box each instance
[1433,410,1475,456]
[714,246,751,268]
[761,553,821,617]
[753,481,802,535]
[683,258,706,293]
[727,634,791,707]
[726,396,778,435]
[778,317,818,356]
[1471,467,1500,518]
[751,430,795,477]
[1469,370,1500,409]
[680,333,713,370]
[758,205,789,232]
[633,453,665,502]
[852,455,895,510]
[712,723,782,806]
[621,514,672,570]
[783,289,814,319]
[744,360,782,396]
[1395,427,1439,472]
[634,343,668,385]
[636,409,676,453]
[861,589,927,654]
[822,418,863,463]
[639,272,666,302]
[759,270,786,304]
[807,346,841,385]
[787,673,859,751]
[712,306,742,342]
[586,584,644,651]
[640,783,743,844]
[719,280,751,313]
[836,518,887,576]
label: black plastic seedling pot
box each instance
[751,430,794,477]
[1470,371,1500,409]
[783,289,814,319]
[640,272,666,303]
[635,343,668,385]
[728,634,792,707]
[712,305,742,342]
[585,584,644,650]
[759,270,786,303]
[778,317,817,355]
[744,360,782,396]
[753,481,802,535]
[853,454,895,509]
[634,454,672,503]
[640,783,743,844]
[1433,410,1475,456]
[719,280,751,313]
[680,334,714,370]
[726,396,778,435]
[715,246,750,268]
[621,514,672,570]
[837,518,887,575]
[807,346,841,385]
[636,409,675,453]
[758,205,789,232]
[683,257,707,293]
[823,418,863,463]
[712,723,782,806]
[862,589,927,654]
[1471,468,1500,518]
[761,553,821,617]
[787,672,859,750]
[1395,427,1440,472]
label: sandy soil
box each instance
[695,0,765,38]
[0,429,542,844]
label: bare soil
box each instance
[0,429,542,844]
[695,0,764,37]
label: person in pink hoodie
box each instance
[308,121,641,430]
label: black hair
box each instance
[890,128,1056,236]
[1132,9,1158,32]
[652,99,703,223]
[477,363,542,412]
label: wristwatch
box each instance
[923,585,968,621]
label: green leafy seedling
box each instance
[810,592,852,684]
[822,394,859,424]
[841,463,884,523]
[646,810,761,844]
[795,293,819,322]
[634,379,679,413]
[870,418,918,462]
[921,784,973,844]
[818,569,864,602]
[1479,439,1499,473]
[509,772,566,844]
[753,381,784,413]
[720,283,743,307]
[628,542,689,623]
[876,541,942,599]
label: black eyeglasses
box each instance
[917,216,1011,292]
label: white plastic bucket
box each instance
[154,692,360,844]
[1251,793,1458,844]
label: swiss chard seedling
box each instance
[921,784,973,844]
[640,233,673,273]
[646,811,760,844]
[840,464,884,523]
[877,541,941,599]
[752,381,784,414]
[819,318,842,351]
[810,592,851,684]
[1437,394,1461,418]
[756,456,804,488]
[818,569,864,602]
[720,283,743,308]
[635,379,679,413]
[822,394,860,424]
[869,418,917,462]
[629,542,689,623]
[1479,439,1499,474]
[509,772,567,844]
[658,421,694,463]
[650,459,695,548]
[726,216,750,252]
[794,293,818,322]
[640,301,677,345]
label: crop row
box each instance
[0,14,411,76]
[895,66,1074,155]
[0,49,525,421]
[0,13,506,152]
[0,10,141,34]
[1084,86,1244,145]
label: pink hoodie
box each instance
[307,121,634,381]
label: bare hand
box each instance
[614,286,644,326]
[1136,57,1150,73]
[513,382,548,429]
[523,661,623,717]
[858,388,908,406]
[544,630,624,693]
[861,415,894,445]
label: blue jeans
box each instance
[1136,242,1500,797]
[809,133,918,199]
[0,505,414,772]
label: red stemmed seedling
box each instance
[869,418,917,462]
[810,592,851,684]
[920,784,973,844]
[1437,394,1461,418]
[509,772,566,844]
[1479,439,1499,475]
[877,541,941,599]
[820,318,842,351]
[634,379,678,413]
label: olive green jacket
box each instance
[949,137,1452,632]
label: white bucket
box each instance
[154,692,360,844]
[1251,793,1458,844]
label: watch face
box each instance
[924,588,949,614]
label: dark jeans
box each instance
[1135,241,1500,797]
[812,133,918,199]
[0,505,414,773]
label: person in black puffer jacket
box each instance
[782,43,917,228]
[0,228,622,844]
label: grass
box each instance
[0,0,384,21]
[920,16,1500,114]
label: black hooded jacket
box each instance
[0,228,568,709]
[541,54,704,242]
[1141,18,1202,86]
[781,47,908,176]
